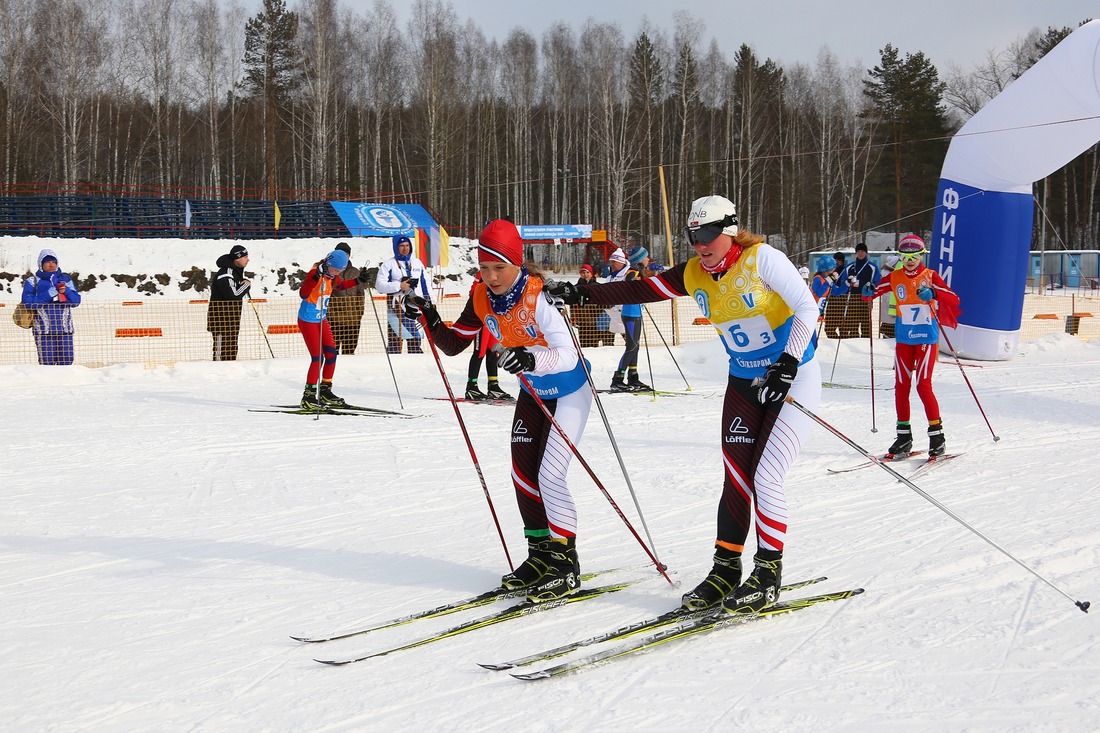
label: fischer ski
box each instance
[904,453,962,481]
[272,403,409,416]
[595,389,699,397]
[314,581,635,666]
[292,570,610,643]
[511,587,864,680]
[250,406,414,418]
[424,397,513,406]
[827,451,924,474]
[478,576,827,671]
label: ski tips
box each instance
[314,658,351,666]
[477,662,514,671]
[511,670,550,681]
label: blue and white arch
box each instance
[931,20,1100,360]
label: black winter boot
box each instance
[486,380,514,401]
[610,371,631,392]
[318,381,345,406]
[887,423,913,456]
[724,551,782,614]
[928,421,946,457]
[681,547,742,611]
[502,538,580,602]
[626,370,652,392]
[301,385,322,409]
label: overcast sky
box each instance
[273,0,1096,72]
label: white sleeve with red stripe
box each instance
[755,244,819,362]
[530,296,580,376]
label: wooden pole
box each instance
[657,165,679,344]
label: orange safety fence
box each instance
[0,292,1096,368]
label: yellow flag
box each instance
[274,201,282,230]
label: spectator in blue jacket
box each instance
[22,248,81,365]
[839,242,880,338]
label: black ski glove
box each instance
[402,294,441,329]
[545,280,589,306]
[756,353,799,404]
[496,346,536,375]
[357,270,372,284]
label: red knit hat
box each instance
[579,264,594,274]
[478,219,524,265]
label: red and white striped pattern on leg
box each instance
[720,358,820,553]
[509,387,592,539]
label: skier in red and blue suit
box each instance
[862,234,961,458]
[296,248,365,408]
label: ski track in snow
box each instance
[1,329,1099,731]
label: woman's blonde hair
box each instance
[524,260,548,281]
[732,230,765,247]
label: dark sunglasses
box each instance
[684,214,736,245]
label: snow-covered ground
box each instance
[2,313,1098,730]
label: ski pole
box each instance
[314,318,325,421]
[868,296,877,433]
[491,343,674,586]
[829,293,852,382]
[643,304,692,391]
[368,286,404,410]
[786,396,1088,613]
[938,325,999,442]
[815,289,830,343]
[248,296,276,358]
[418,313,513,571]
[559,311,666,570]
[638,317,657,398]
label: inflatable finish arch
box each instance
[931,19,1100,360]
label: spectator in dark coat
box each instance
[207,244,251,361]
[328,242,366,355]
[839,242,880,338]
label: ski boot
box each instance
[486,380,514,401]
[502,537,580,602]
[301,385,323,409]
[318,381,346,406]
[627,370,652,392]
[609,371,632,393]
[681,547,742,611]
[724,552,782,615]
[928,421,946,457]
[464,383,488,401]
[887,423,913,457]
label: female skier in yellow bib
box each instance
[549,195,821,614]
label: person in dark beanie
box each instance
[327,242,366,355]
[839,242,879,338]
[571,263,603,348]
[821,251,848,339]
[207,244,250,361]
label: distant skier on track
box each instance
[861,234,961,458]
